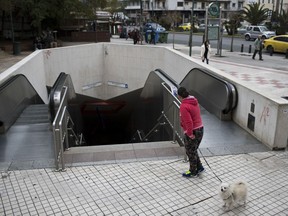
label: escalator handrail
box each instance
[48,72,76,122]
[0,74,44,131]
[0,74,31,91]
[155,69,179,88]
[181,68,238,114]
[48,72,66,121]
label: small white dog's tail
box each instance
[234,180,247,186]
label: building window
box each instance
[177,2,183,7]
[232,3,236,7]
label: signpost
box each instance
[189,0,195,56]
[205,2,222,56]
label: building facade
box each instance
[120,0,287,25]
[121,0,245,25]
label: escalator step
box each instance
[14,104,50,125]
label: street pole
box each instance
[140,0,143,44]
[151,0,154,18]
[189,0,194,56]
[218,7,222,56]
[9,4,14,43]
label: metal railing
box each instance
[51,73,85,171]
[161,83,184,146]
[161,83,188,161]
[52,86,73,171]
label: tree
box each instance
[0,0,21,41]
[0,0,96,37]
[223,12,243,35]
[158,11,181,49]
[223,12,243,52]
[276,9,288,34]
[158,11,181,31]
[19,0,50,35]
[242,3,269,25]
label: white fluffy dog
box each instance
[219,180,248,211]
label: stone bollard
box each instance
[270,48,273,56]
[0,121,4,134]
[241,44,244,52]
[248,45,252,53]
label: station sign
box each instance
[208,2,220,17]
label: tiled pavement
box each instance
[0,51,32,74]
[1,151,288,216]
[171,43,288,100]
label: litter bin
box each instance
[13,42,21,55]
[145,30,152,43]
[154,31,159,43]
[158,32,168,43]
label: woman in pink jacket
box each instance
[177,87,205,177]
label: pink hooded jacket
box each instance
[179,96,203,139]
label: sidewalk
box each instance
[1,151,288,215]
[0,50,32,74]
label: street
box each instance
[166,32,286,59]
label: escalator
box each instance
[0,73,84,168]
[0,67,238,148]
[0,75,52,165]
[0,67,241,169]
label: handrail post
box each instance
[65,114,70,150]
[52,86,68,171]
[59,121,66,171]
[59,106,67,171]
[53,128,60,171]
[172,105,176,142]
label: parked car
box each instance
[143,23,166,32]
[198,24,206,32]
[179,23,191,31]
[244,26,276,41]
[237,26,248,35]
[263,35,288,54]
[198,24,223,34]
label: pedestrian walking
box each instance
[200,40,211,64]
[177,87,205,178]
[252,35,263,60]
[133,29,139,45]
[150,29,156,45]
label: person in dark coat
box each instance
[252,35,264,60]
[133,29,139,45]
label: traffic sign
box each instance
[208,2,220,17]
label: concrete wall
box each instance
[232,84,288,150]
[41,43,201,100]
[0,50,48,103]
[102,43,199,99]
[43,44,105,99]
[1,43,287,149]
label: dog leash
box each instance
[199,148,222,183]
